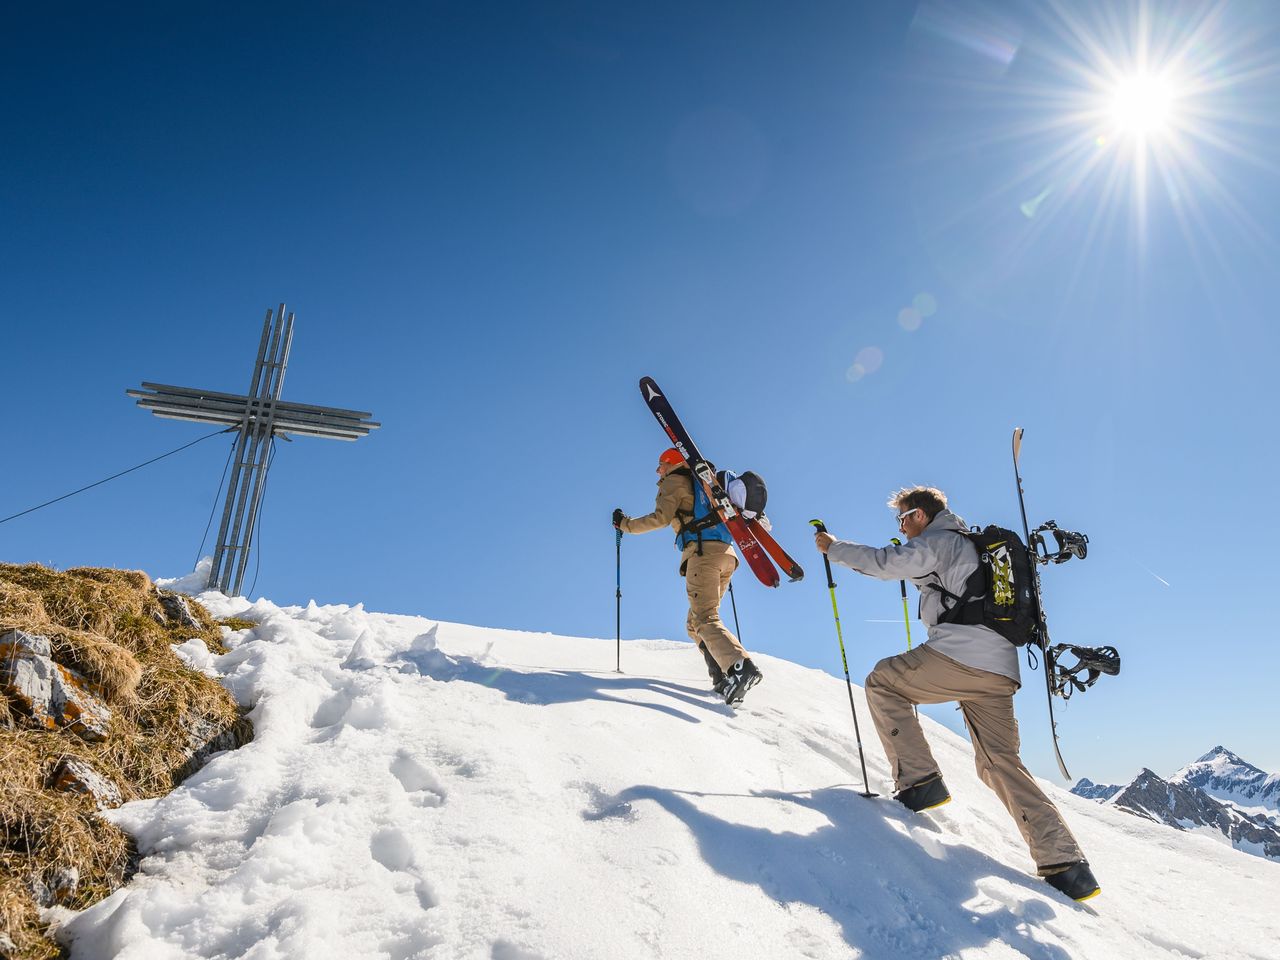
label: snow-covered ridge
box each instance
[57,592,1280,959]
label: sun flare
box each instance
[1107,73,1179,137]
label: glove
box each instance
[612,508,625,530]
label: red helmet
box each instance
[658,448,683,465]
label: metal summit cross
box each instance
[129,304,380,596]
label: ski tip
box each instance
[786,566,804,582]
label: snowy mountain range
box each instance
[48,570,1280,959]
[1070,747,1280,862]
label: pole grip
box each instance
[809,519,837,589]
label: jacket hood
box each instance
[925,509,968,534]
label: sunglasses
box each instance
[896,508,920,524]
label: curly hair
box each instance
[886,485,948,521]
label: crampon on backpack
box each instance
[930,525,1037,646]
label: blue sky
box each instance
[3,1,1277,786]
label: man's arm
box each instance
[619,476,685,534]
[818,532,938,581]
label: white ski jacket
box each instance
[827,510,1021,684]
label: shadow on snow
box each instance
[584,783,1076,960]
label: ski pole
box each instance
[889,537,913,650]
[890,537,917,719]
[810,519,876,797]
[727,582,742,642]
[615,527,622,673]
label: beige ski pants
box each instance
[683,549,747,670]
[865,644,1085,873]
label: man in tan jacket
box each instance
[813,485,1099,902]
[614,448,762,704]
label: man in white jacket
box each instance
[813,485,1099,901]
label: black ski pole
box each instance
[810,519,876,797]
[727,581,742,642]
[615,527,622,673]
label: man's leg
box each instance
[685,552,746,669]
[960,696,1086,873]
[864,646,944,788]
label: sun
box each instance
[1107,72,1180,138]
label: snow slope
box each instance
[57,591,1280,960]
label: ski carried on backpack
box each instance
[639,377,801,587]
[744,517,803,582]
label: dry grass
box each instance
[0,563,250,959]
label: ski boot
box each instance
[699,643,728,696]
[721,658,762,705]
[893,773,952,812]
[1044,861,1100,902]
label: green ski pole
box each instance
[890,537,913,650]
[810,519,876,797]
[890,536,918,718]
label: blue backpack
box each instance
[675,474,732,552]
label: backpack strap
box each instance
[675,473,720,555]
[928,532,986,626]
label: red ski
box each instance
[639,377,786,588]
[745,517,804,582]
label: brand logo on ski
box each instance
[645,383,661,401]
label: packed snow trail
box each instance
[58,588,1280,959]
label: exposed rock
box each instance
[1070,778,1121,802]
[48,757,123,808]
[29,865,80,908]
[0,629,113,741]
[158,591,202,630]
[1111,768,1280,861]
[173,712,254,783]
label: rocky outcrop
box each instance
[1109,768,1280,861]
[173,712,255,783]
[0,629,112,741]
[48,757,123,809]
[156,591,202,631]
[1070,778,1121,802]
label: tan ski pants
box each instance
[865,644,1085,873]
[683,549,747,670]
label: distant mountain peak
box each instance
[1193,745,1251,767]
[1069,777,1122,803]
[1173,747,1277,816]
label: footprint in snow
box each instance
[390,750,447,807]
[369,826,437,911]
[310,689,353,729]
[491,941,545,960]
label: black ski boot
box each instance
[699,643,727,695]
[721,658,762,705]
[893,773,952,812]
[1044,861,1100,901]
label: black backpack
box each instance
[715,469,767,519]
[931,525,1038,646]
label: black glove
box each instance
[612,508,625,529]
